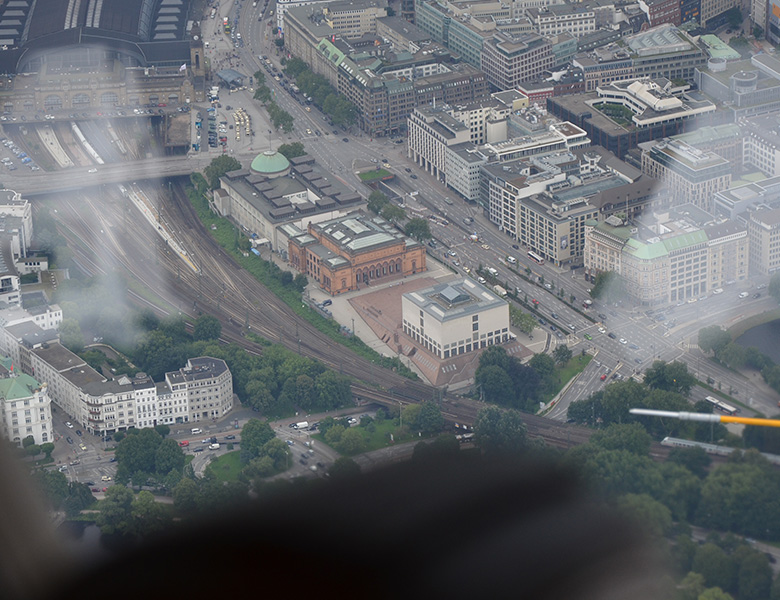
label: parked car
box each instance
[66,436,74,444]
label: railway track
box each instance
[45,177,622,456]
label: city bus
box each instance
[704,395,738,416]
[527,251,544,265]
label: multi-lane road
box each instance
[6,0,778,432]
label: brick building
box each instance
[288,213,426,294]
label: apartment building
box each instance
[638,0,681,27]
[481,32,554,90]
[741,112,780,177]
[641,138,732,212]
[748,207,780,275]
[0,362,51,446]
[408,107,472,181]
[573,45,634,93]
[323,0,388,37]
[700,0,739,28]
[584,212,748,305]
[624,25,706,82]
[526,5,596,38]
[23,334,234,435]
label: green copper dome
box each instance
[250,150,290,177]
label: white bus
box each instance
[704,395,738,416]
[528,251,544,265]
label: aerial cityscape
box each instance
[3,0,780,596]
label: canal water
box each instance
[735,320,780,363]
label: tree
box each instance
[401,404,421,429]
[114,428,163,484]
[329,457,361,480]
[325,424,346,447]
[416,401,444,434]
[277,142,305,159]
[473,406,527,456]
[590,423,651,455]
[337,428,366,454]
[39,442,55,460]
[738,551,772,600]
[667,445,711,478]
[63,482,97,517]
[172,478,199,515]
[405,218,432,241]
[699,588,734,600]
[616,493,672,538]
[96,485,135,535]
[509,306,537,335]
[240,419,276,461]
[130,490,167,537]
[367,191,389,214]
[719,343,746,370]
[528,353,556,392]
[552,344,572,365]
[154,438,185,477]
[193,315,222,341]
[33,470,69,510]
[253,85,272,104]
[314,370,351,410]
[153,424,170,438]
[699,326,732,356]
[58,318,84,353]
[380,203,406,223]
[677,572,706,600]
[244,379,274,413]
[204,155,242,190]
[643,361,696,396]
[475,365,514,404]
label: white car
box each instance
[305,128,312,135]
[65,422,73,428]
[619,338,627,344]
[598,327,606,334]
[88,168,97,173]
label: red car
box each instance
[600,374,607,381]
[158,103,167,107]
[179,440,189,447]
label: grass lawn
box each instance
[542,354,593,403]
[205,450,243,482]
[358,169,390,182]
[315,419,424,455]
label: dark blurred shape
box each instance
[36,456,668,600]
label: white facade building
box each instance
[402,278,510,359]
[0,365,52,446]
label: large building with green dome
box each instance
[212,153,363,252]
[250,150,292,178]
